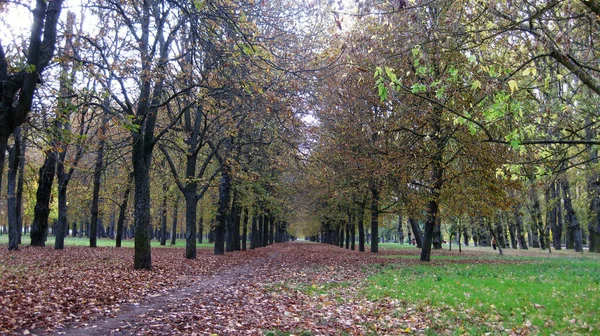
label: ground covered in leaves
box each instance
[0,242,592,335]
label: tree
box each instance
[0,0,65,194]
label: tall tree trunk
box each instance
[513,207,528,250]
[529,184,544,249]
[561,176,583,252]
[90,119,107,248]
[250,212,257,249]
[370,185,380,253]
[345,218,350,249]
[116,171,133,248]
[585,120,600,252]
[132,143,153,268]
[421,147,444,261]
[263,212,270,247]
[170,195,179,246]
[226,191,239,252]
[242,207,248,250]
[409,217,423,248]
[397,212,404,244]
[197,217,203,244]
[258,213,264,247]
[214,166,231,255]
[16,129,27,245]
[30,151,58,246]
[269,216,274,246]
[357,198,366,252]
[350,212,356,250]
[7,130,21,250]
[160,182,168,246]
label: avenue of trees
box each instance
[1,0,600,268]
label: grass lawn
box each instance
[365,253,600,335]
[0,234,214,249]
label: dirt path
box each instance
[47,254,265,335]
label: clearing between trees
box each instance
[0,242,598,335]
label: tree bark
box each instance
[214,166,231,255]
[116,172,133,248]
[370,185,380,253]
[357,199,366,252]
[561,176,583,252]
[90,118,107,248]
[170,195,179,246]
[409,217,423,248]
[226,191,239,252]
[30,151,58,246]
[160,182,168,246]
[242,207,248,250]
[250,212,258,249]
[513,207,528,250]
[7,129,21,250]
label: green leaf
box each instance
[25,64,36,73]
[378,82,388,101]
[385,66,397,83]
[471,80,481,90]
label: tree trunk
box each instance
[585,132,600,252]
[513,207,528,250]
[30,151,58,246]
[132,139,153,269]
[242,207,248,250]
[16,129,27,245]
[561,176,583,252]
[357,199,366,252]
[160,183,168,246]
[116,171,133,248]
[269,216,274,246]
[250,212,257,249]
[397,213,404,244]
[7,130,21,250]
[263,212,270,247]
[370,185,379,253]
[409,217,423,248]
[90,117,108,248]
[214,166,231,255]
[226,191,239,252]
[170,195,179,246]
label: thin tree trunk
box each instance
[250,212,257,250]
[226,191,239,252]
[214,166,231,255]
[160,182,168,246]
[242,207,248,250]
[370,185,379,253]
[7,130,21,250]
[170,195,179,246]
[357,200,366,252]
[116,172,133,248]
[513,207,528,250]
[16,129,27,245]
[90,121,106,248]
[561,176,583,252]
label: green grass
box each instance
[365,256,600,335]
[0,234,213,249]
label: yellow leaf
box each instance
[508,80,519,94]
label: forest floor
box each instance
[0,241,598,335]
